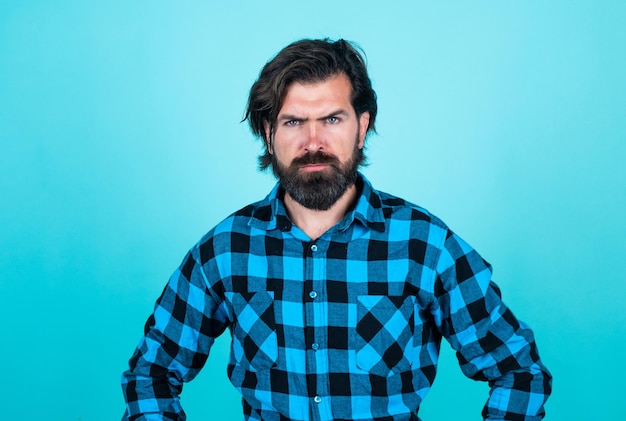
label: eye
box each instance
[285,119,300,127]
[326,116,340,124]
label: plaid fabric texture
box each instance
[122,174,551,420]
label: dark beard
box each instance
[272,144,360,211]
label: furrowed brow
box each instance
[316,109,350,121]
[278,114,308,123]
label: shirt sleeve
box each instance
[121,247,229,421]
[433,229,552,420]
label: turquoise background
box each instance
[1,1,625,419]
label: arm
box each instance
[121,248,228,421]
[433,230,552,420]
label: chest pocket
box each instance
[355,295,415,377]
[226,291,278,371]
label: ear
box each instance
[357,111,370,149]
[263,120,273,154]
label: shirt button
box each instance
[313,396,322,403]
[312,343,319,351]
[309,291,317,299]
[311,244,317,252]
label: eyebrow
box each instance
[277,109,350,123]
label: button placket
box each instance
[304,240,330,419]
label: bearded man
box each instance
[121,38,552,421]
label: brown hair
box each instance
[244,38,378,170]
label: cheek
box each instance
[273,130,303,153]
[270,140,294,163]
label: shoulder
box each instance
[361,185,451,255]
[375,188,448,230]
[192,198,269,260]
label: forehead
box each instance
[279,73,354,115]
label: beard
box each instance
[271,137,361,211]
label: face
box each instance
[265,73,370,210]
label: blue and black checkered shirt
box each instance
[122,174,551,420]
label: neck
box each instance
[284,184,358,240]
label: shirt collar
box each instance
[249,172,386,233]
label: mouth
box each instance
[299,163,331,172]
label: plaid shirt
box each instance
[122,174,551,420]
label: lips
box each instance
[299,163,330,172]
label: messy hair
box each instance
[243,38,378,171]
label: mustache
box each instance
[291,151,339,166]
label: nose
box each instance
[304,122,322,152]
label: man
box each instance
[122,38,552,420]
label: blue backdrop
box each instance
[1,1,625,419]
